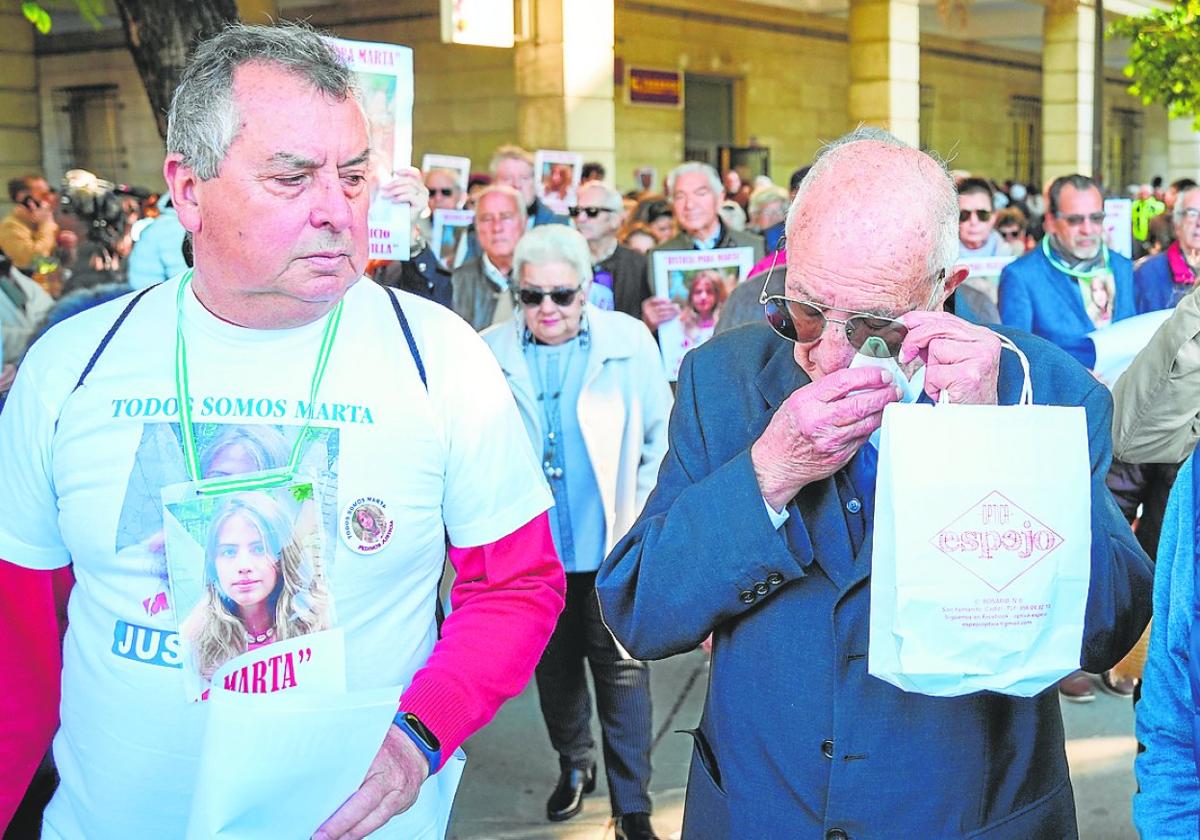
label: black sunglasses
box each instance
[430,187,456,197]
[959,209,992,223]
[517,286,581,307]
[1055,211,1107,226]
[757,252,943,359]
[567,206,611,218]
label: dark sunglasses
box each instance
[517,286,581,307]
[757,252,943,359]
[1056,211,1107,226]
[999,228,1024,240]
[568,206,611,218]
[430,187,457,197]
[959,209,992,223]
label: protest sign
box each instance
[431,208,474,270]
[534,149,582,215]
[422,153,471,192]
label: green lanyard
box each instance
[174,270,343,495]
[1041,235,1110,281]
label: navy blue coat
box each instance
[1133,251,1195,313]
[597,323,1152,839]
[997,246,1136,368]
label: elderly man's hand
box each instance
[380,166,429,210]
[641,296,681,331]
[312,723,429,840]
[899,311,1001,405]
[752,367,901,511]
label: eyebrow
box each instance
[267,148,371,170]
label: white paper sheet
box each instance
[186,683,401,839]
[1090,309,1172,387]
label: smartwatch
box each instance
[392,710,442,773]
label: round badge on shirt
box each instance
[341,497,394,554]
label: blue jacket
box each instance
[1134,251,1195,314]
[127,205,188,290]
[597,322,1152,839]
[1133,454,1200,838]
[998,245,1136,368]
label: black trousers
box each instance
[534,571,654,816]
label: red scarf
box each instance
[1167,241,1197,286]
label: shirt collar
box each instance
[481,253,511,290]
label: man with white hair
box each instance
[597,128,1151,837]
[748,185,788,251]
[570,181,650,319]
[641,162,765,331]
[452,184,527,330]
[0,23,565,839]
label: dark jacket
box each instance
[997,245,1137,368]
[597,323,1152,839]
[596,245,651,320]
[1134,250,1196,314]
[373,244,453,310]
[452,256,512,331]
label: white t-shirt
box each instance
[0,275,551,839]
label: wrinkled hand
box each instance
[312,724,429,840]
[0,364,15,392]
[751,367,901,511]
[899,311,1000,405]
[380,166,429,210]
[641,296,680,331]
[31,200,55,226]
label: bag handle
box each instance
[936,334,1032,406]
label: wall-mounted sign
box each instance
[440,0,515,48]
[628,67,683,107]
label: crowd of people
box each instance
[1,19,1200,840]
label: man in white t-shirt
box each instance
[0,22,565,839]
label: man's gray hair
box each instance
[513,224,594,290]
[577,180,623,211]
[667,162,723,197]
[424,167,464,193]
[1174,186,1200,224]
[474,184,527,225]
[166,22,358,181]
[748,185,788,217]
[789,126,959,281]
[489,144,534,174]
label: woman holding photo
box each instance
[481,225,672,840]
[182,491,330,681]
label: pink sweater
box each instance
[0,511,564,827]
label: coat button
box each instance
[826,830,849,840]
[739,590,756,604]
[821,739,834,758]
[766,572,784,586]
[846,498,862,514]
[753,581,769,596]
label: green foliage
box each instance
[16,0,107,33]
[1109,1,1200,129]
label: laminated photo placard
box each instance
[534,149,583,214]
[652,246,755,381]
[421,153,471,192]
[163,477,336,702]
[431,208,475,270]
[325,36,414,261]
[633,166,657,192]
[958,255,1016,304]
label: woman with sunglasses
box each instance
[481,224,672,840]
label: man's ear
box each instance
[944,265,971,298]
[164,154,202,236]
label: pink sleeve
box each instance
[0,561,72,831]
[397,512,564,769]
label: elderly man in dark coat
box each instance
[597,128,1152,839]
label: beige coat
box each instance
[1112,285,1200,463]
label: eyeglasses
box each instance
[1179,208,1200,222]
[757,252,944,359]
[517,286,581,307]
[429,187,457,198]
[959,209,992,223]
[999,228,1024,240]
[1055,212,1106,226]
[568,206,611,218]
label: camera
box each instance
[59,169,150,250]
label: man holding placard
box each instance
[598,128,1151,838]
[0,23,564,839]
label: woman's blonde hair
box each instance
[184,492,330,680]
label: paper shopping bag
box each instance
[868,361,1091,697]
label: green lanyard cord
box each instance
[1041,235,1110,281]
[174,270,344,495]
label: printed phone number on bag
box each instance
[941,599,1051,629]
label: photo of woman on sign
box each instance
[180,491,331,681]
